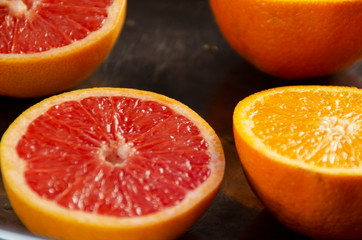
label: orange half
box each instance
[233,85,362,239]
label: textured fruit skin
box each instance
[0,1,126,98]
[209,0,362,79]
[234,135,362,239]
[232,86,362,240]
[3,178,218,240]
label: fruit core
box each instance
[0,0,29,17]
[100,139,135,166]
[16,96,212,217]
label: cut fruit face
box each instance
[234,85,362,173]
[17,95,213,217]
[0,0,112,53]
[233,85,362,240]
[248,88,361,169]
[1,88,225,240]
[0,0,126,98]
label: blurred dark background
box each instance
[0,0,361,239]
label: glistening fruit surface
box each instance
[1,88,225,240]
[0,0,112,53]
[17,96,212,216]
[233,86,362,240]
[0,0,126,97]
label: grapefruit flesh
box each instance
[0,0,111,53]
[1,88,225,240]
[0,0,126,98]
[17,96,211,217]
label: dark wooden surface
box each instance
[0,0,361,239]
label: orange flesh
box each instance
[16,96,211,217]
[249,91,362,168]
[0,0,112,53]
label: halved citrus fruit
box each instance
[0,0,126,98]
[0,88,225,240]
[233,86,362,239]
[209,0,362,79]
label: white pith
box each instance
[0,0,41,17]
[317,116,359,165]
[99,134,136,166]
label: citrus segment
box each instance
[0,0,111,53]
[0,0,126,97]
[233,86,362,239]
[249,90,361,169]
[17,97,212,216]
[1,88,225,240]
